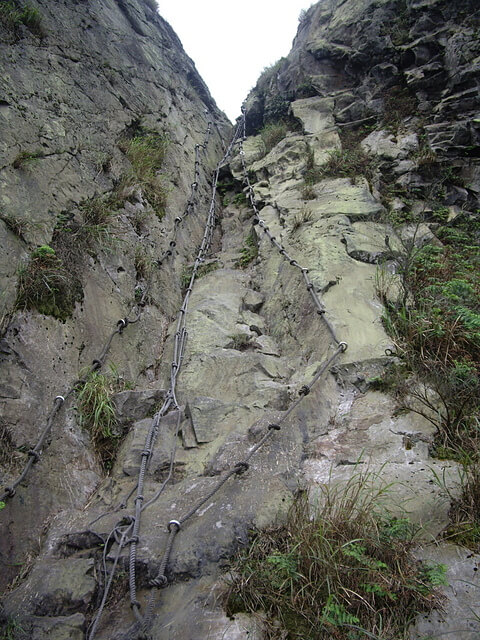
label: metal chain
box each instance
[0,123,214,507]
[136,112,348,637]
[237,108,345,348]
[87,119,244,640]
[126,117,245,629]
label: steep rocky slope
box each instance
[1,0,479,639]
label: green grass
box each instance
[291,207,313,233]
[0,617,24,640]
[228,333,252,351]
[120,129,169,219]
[0,1,42,35]
[382,85,417,133]
[226,479,445,640]
[76,367,128,471]
[235,230,259,269]
[180,260,219,289]
[260,122,288,155]
[0,212,31,239]
[15,245,83,321]
[77,192,123,245]
[302,136,376,190]
[12,149,43,169]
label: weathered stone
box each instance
[410,545,480,639]
[3,559,95,618]
[112,388,166,425]
[242,289,265,313]
[342,221,399,263]
[291,96,335,135]
[398,222,438,248]
[306,177,385,220]
[185,397,230,444]
[120,411,181,476]
[3,1,480,639]
[30,613,85,640]
[361,130,418,160]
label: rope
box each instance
[126,116,245,628]
[237,109,344,347]
[0,122,215,507]
[87,119,243,639]
[134,111,348,637]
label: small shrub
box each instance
[382,85,418,133]
[76,367,128,471]
[232,192,247,206]
[296,78,317,98]
[0,617,24,640]
[320,147,375,182]
[235,230,258,268]
[228,333,252,351]
[0,1,42,35]
[0,212,30,239]
[303,138,376,188]
[134,246,153,280]
[259,122,288,155]
[180,260,219,289]
[78,192,123,244]
[226,480,445,639]
[0,420,21,473]
[264,95,290,124]
[380,213,480,491]
[12,149,43,169]
[291,207,313,233]
[445,462,480,551]
[119,128,169,218]
[15,245,82,321]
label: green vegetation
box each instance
[303,146,375,189]
[0,421,20,474]
[291,206,313,233]
[180,260,219,289]
[321,147,375,182]
[259,122,288,155]
[0,1,42,35]
[228,333,252,351]
[120,128,169,219]
[0,617,24,640]
[231,192,247,206]
[77,192,123,245]
[76,366,129,471]
[15,245,82,321]
[378,213,480,548]
[226,480,445,639]
[0,212,31,240]
[382,85,417,133]
[296,77,317,99]
[12,149,44,169]
[264,95,290,125]
[134,246,154,281]
[235,229,259,268]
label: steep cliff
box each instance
[1,1,479,639]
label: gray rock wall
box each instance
[0,0,230,592]
[1,0,479,639]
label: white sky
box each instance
[156,1,312,122]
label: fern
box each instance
[322,596,360,627]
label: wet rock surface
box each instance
[1,0,479,638]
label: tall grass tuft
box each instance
[226,475,446,639]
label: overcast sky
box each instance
[157,1,312,122]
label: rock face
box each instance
[1,1,479,639]
[0,0,229,604]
